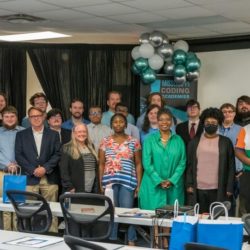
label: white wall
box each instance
[26,48,250,112]
[197,49,250,110]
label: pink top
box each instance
[196,134,219,190]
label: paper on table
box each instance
[2,236,63,248]
[118,209,154,218]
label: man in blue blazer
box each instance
[15,107,61,232]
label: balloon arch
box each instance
[131,31,201,85]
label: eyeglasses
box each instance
[187,105,199,110]
[34,101,47,105]
[29,115,43,119]
[89,111,101,116]
[222,110,234,114]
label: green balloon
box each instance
[141,68,156,84]
[186,52,197,60]
[174,64,186,77]
[134,57,148,72]
[186,57,201,72]
[173,49,186,65]
[131,63,140,75]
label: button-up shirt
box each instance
[0,126,24,170]
[32,127,44,157]
[87,123,112,152]
[62,117,90,130]
[219,123,243,172]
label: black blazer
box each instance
[59,149,98,194]
[15,127,61,185]
[176,121,203,148]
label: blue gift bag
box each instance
[3,172,27,203]
[197,202,243,250]
[169,201,199,250]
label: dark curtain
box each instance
[0,46,27,123]
[28,44,140,121]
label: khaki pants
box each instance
[26,176,58,233]
[0,171,17,231]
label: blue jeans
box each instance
[109,184,137,242]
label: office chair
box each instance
[64,235,107,250]
[6,189,52,233]
[208,201,231,220]
[59,193,114,241]
[242,213,250,242]
[185,242,227,250]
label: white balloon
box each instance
[148,54,164,70]
[139,43,154,59]
[174,40,189,52]
[131,46,141,60]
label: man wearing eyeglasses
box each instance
[21,92,49,128]
[15,107,61,232]
[87,106,112,153]
[47,108,71,145]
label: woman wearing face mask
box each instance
[186,107,235,213]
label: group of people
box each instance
[0,89,250,246]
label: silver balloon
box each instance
[187,71,200,81]
[162,34,169,45]
[157,44,174,61]
[174,75,186,85]
[163,62,174,76]
[149,31,165,47]
[139,32,150,44]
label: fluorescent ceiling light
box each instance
[0,31,71,41]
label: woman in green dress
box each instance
[139,108,186,210]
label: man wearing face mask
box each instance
[186,108,235,213]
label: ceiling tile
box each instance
[122,0,193,11]
[75,2,139,16]
[0,0,60,13]
[155,6,215,19]
[201,22,250,33]
[40,0,111,8]
[109,12,167,23]
[37,9,93,20]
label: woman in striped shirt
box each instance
[99,113,142,246]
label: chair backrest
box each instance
[185,242,228,250]
[242,213,250,236]
[6,189,52,233]
[208,201,231,220]
[64,235,107,250]
[59,192,114,241]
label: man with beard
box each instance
[62,99,90,130]
[101,90,135,126]
[0,106,24,230]
[234,95,250,126]
[234,96,250,215]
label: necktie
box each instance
[189,123,196,139]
